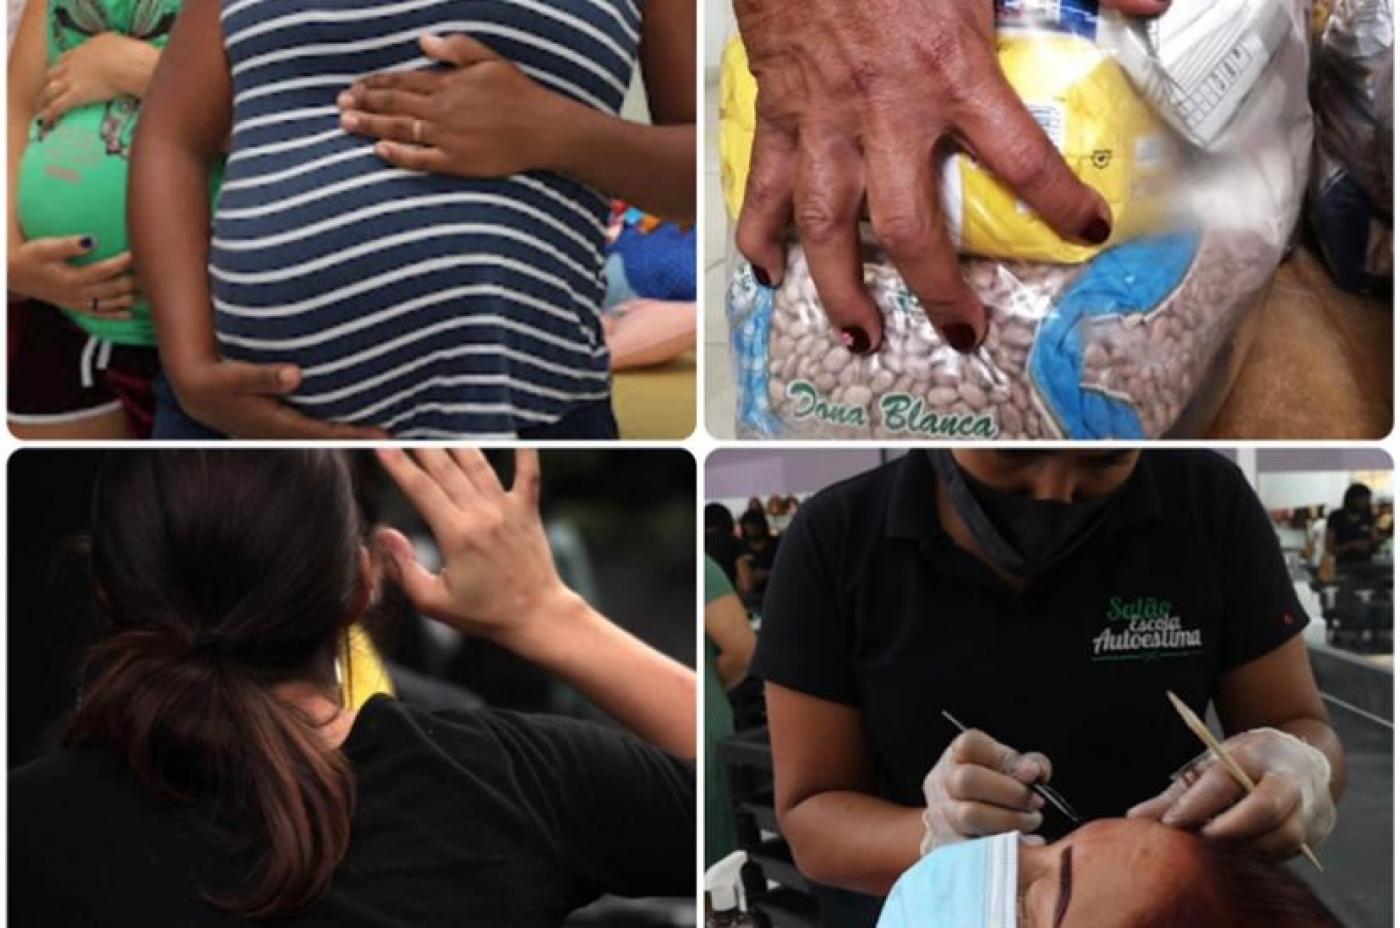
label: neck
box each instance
[271,680,357,750]
[933,471,1027,592]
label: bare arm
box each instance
[704,591,756,689]
[768,682,923,896]
[546,0,695,220]
[1216,635,1347,800]
[377,448,696,760]
[128,0,229,381]
[9,0,46,252]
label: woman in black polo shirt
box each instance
[753,450,1345,926]
[1327,483,1378,565]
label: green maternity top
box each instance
[16,0,220,345]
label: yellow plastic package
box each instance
[718,30,1177,263]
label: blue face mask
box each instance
[877,832,1020,928]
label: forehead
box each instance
[1073,819,1199,868]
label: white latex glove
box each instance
[1127,727,1336,859]
[920,729,1054,855]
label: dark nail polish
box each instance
[79,236,95,251]
[941,323,977,354]
[1080,216,1111,245]
[753,265,773,288]
[839,326,872,355]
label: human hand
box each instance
[338,34,566,176]
[1127,727,1337,859]
[168,357,386,439]
[8,237,136,320]
[38,32,144,127]
[374,448,575,649]
[733,0,1167,355]
[920,728,1054,854]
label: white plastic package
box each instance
[724,0,1313,439]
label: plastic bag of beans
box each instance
[723,0,1313,439]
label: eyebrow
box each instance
[1053,845,1073,928]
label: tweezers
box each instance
[940,710,1083,825]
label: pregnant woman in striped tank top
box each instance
[129,0,693,438]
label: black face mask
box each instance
[927,451,1120,578]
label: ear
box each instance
[345,544,380,625]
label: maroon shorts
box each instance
[8,299,160,438]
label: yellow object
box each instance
[717,32,1176,264]
[718,37,759,224]
[341,623,395,710]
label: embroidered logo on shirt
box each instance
[1090,595,1203,662]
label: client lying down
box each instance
[878,818,1339,928]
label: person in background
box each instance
[8,0,169,438]
[704,555,757,867]
[737,507,779,610]
[705,502,749,590]
[767,494,794,535]
[1326,483,1378,566]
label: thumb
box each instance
[28,235,95,262]
[375,527,454,617]
[216,360,302,396]
[420,33,503,67]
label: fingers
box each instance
[25,235,96,263]
[792,128,882,354]
[946,799,1044,838]
[420,32,504,67]
[341,87,433,121]
[209,359,302,396]
[79,271,138,302]
[448,448,505,497]
[950,729,1049,781]
[376,448,461,541]
[73,251,134,283]
[864,131,985,352]
[39,88,74,128]
[955,74,1112,248]
[370,141,454,174]
[945,760,1043,813]
[1126,787,1180,822]
[67,295,134,320]
[1202,773,1303,846]
[374,526,454,616]
[349,70,443,97]
[341,110,427,145]
[512,448,541,505]
[416,448,483,508]
[734,117,797,288]
[1157,763,1245,830]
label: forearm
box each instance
[127,130,218,376]
[781,790,925,896]
[505,590,696,759]
[544,99,694,222]
[1279,717,1347,800]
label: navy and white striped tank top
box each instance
[212,0,640,438]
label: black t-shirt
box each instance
[9,695,694,927]
[752,451,1305,923]
[1327,507,1375,563]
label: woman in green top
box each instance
[8,0,172,437]
[705,556,757,866]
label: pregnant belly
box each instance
[211,130,611,434]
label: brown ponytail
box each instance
[66,451,365,916]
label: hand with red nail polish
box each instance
[731,0,1154,355]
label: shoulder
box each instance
[788,456,904,538]
[1141,449,1252,512]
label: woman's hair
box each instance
[1343,483,1373,509]
[738,508,771,537]
[1145,841,1341,928]
[65,450,366,917]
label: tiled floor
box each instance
[701,76,1392,441]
